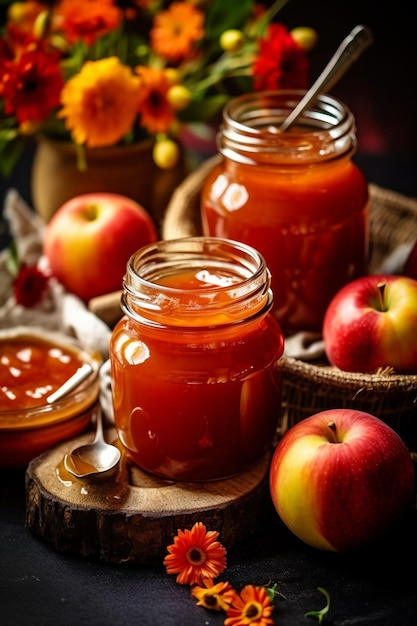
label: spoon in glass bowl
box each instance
[63,405,121,483]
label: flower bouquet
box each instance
[0,0,315,175]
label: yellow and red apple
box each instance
[43,192,158,302]
[322,274,417,373]
[269,409,415,551]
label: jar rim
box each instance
[122,237,273,328]
[218,89,356,164]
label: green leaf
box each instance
[179,95,230,123]
[205,0,253,41]
[304,587,331,623]
[0,132,26,178]
[5,242,19,278]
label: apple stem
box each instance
[377,282,387,311]
[327,421,339,443]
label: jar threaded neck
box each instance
[122,237,273,328]
[218,90,357,165]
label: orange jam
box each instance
[0,329,102,469]
[110,237,284,482]
[0,335,83,410]
[201,91,370,335]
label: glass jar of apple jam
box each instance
[109,237,284,482]
[0,327,102,469]
[201,90,370,336]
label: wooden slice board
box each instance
[25,429,272,565]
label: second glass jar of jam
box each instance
[201,90,369,335]
[109,237,284,482]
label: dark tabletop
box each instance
[1,466,417,626]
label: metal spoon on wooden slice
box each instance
[63,405,121,483]
[280,24,374,133]
[47,362,121,483]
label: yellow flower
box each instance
[191,577,237,612]
[58,57,140,147]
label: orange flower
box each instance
[135,65,176,134]
[55,0,123,45]
[163,522,227,585]
[58,57,140,147]
[191,577,237,612]
[225,584,275,626]
[150,1,205,63]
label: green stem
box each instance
[304,587,331,623]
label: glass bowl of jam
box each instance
[0,326,102,469]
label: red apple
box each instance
[322,274,417,373]
[269,409,415,551]
[43,192,158,302]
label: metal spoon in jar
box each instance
[63,406,121,483]
[279,24,374,132]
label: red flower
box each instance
[0,38,64,123]
[13,262,50,307]
[252,23,309,91]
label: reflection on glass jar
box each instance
[109,237,284,482]
[201,91,369,335]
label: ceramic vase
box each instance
[31,137,186,228]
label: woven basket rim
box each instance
[280,355,417,391]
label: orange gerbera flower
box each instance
[225,585,275,626]
[163,522,227,585]
[150,1,205,63]
[58,57,140,147]
[191,577,237,612]
[135,65,175,134]
[55,0,123,45]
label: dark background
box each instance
[280,0,417,195]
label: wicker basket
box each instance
[162,157,417,452]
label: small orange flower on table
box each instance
[224,584,275,626]
[164,522,276,626]
[192,577,236,612]
[163,521,227,585]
